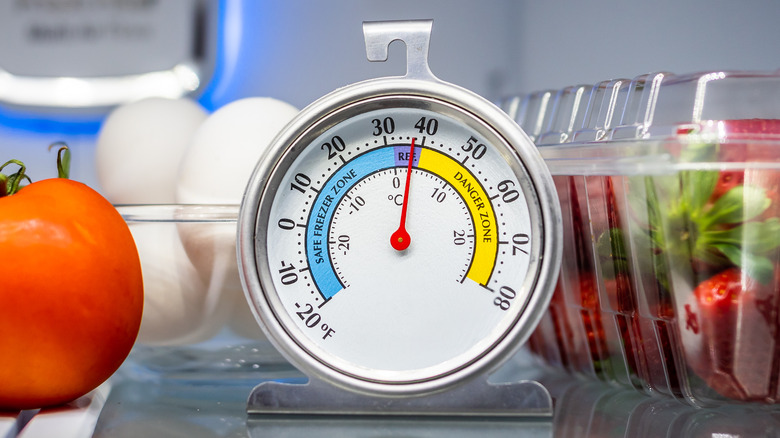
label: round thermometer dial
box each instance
[239,21,560,397]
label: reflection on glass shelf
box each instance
[537,369,780,438]
[90,350,780,437]
[9,355,780,438]
[8,350,780,437]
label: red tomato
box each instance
[0,178,143,410]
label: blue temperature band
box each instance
[307,146,410,299]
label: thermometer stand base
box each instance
[246,377,552,418]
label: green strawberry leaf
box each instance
[704,218,780,254]
[702,185,770,227]
[681,169,719,214]
[692,245,729,266]
[596,227,629,278]
[714,243,774,284]
[747,218,780,253]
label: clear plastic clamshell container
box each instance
[503,70,780,407]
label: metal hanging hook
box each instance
[363,20,437,81]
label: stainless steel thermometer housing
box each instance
[238,20,561,397]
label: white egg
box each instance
[176,97,299,339]
[130,222,233,346]
[96,97,208,203]
[176,97,299,204]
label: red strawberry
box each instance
[577,275,609,364]
[531,280,577,371]
[716,119,780,214]
[710,170,745,202]
[722,119,780,137]
[542,175,619,377]
[684,268,778,401]
[687,119,780,205]
[563,175,616,377]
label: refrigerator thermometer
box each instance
[238,20,561,411]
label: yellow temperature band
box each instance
[418,148,498,286]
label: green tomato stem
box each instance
[0,159,31,197]
[48,142,71,179]
[0,143,70,198]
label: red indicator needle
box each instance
[391,137,416,251]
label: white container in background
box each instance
[0,0,217,111]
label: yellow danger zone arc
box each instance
[417,148,498,286]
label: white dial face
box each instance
[262,99,540,384]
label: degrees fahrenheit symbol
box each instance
[390,137,416,251]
